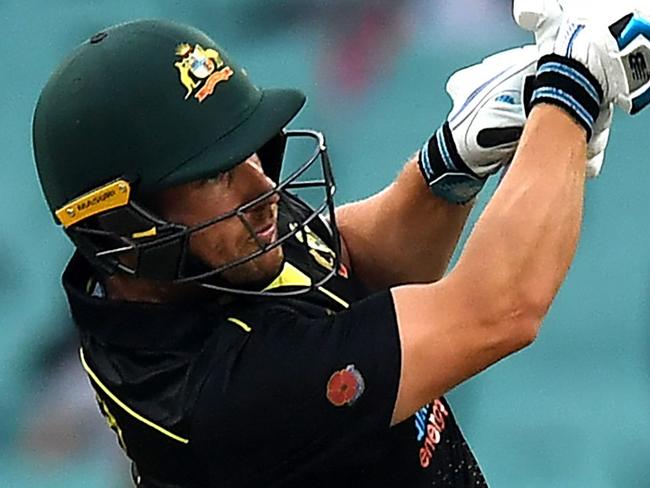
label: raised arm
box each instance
[391,104,586,423]
[389,3,650,424]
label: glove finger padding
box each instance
[513,0,564,51]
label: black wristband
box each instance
[528,54,604,139]
[418,122,485,205]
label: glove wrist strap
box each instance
[528,54,604,140]
[418,122,486,205]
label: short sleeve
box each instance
[191,290,401,486]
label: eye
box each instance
[222,170,234,185]
[202,171,231,186]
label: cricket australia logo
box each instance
[174,43,234,102]
[289,222,336,271]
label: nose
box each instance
[237,158,280,207]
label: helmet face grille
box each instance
[68,130,341,297]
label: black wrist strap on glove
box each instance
[418,122,486,205]
[526,54,604,139]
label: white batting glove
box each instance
[513,0,650,177]
[419,46,537,204]
[446,45,537,176]
[515,0,650,115]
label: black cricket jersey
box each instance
[63,195,488,488]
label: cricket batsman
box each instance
[31,1,650,486]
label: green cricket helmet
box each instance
[33,19,340,295]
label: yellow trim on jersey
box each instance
[227,317,252,332]
[264,261,312,290]
[55,179,131,228]
[317,286,349,309]
[263,261,349,309]
[79,348,190,444]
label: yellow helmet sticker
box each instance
[55,179,131,228]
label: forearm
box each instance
[336,158,473,291]
[449,104,586,327]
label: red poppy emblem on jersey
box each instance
[326,365,365,407]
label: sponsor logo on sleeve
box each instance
[414,399,449,468]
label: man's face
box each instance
[155,154,283,285]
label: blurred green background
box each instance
[2,1,649,487]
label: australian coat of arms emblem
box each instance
[174,43,234,102]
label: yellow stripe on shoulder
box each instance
[227,317,252,332]
[318,286,349,309]
[79,348,190,444]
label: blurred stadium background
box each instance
[2,0,649,486]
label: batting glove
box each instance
[419,45,537,204]
[515,0,650,132]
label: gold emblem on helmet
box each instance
[174,43,234,102]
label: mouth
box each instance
[248,204,279,246]
[252,221,277,245]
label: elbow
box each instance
[482,287,552,353]
[447,266,558,354]
[510,306,544,350]
[504,290,553,349]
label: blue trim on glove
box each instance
[529,54,604,139]
[615,14,650,49]
[418,122,486,205]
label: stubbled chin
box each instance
[221,246,284,286]
[255,246,285,280]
